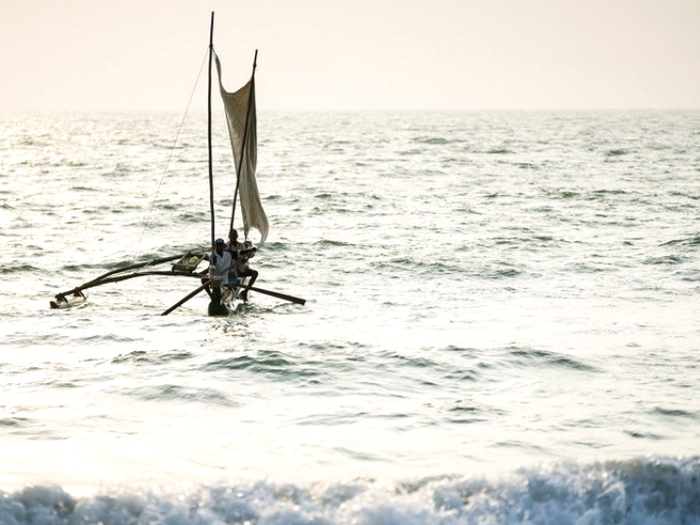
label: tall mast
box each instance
[229,50,258,234]
[207,11,216,248]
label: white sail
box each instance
[214,52,269,244]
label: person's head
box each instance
[215,238,226,252]
[229,228,238,242]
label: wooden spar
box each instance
[229,50,258,233]
[161,282,209,316]
[234,283,305,305]
[161,276,305,314]
[56,270,207,296]
[208,11,216,250]
[81,270,206,285]
[53,254,192,299]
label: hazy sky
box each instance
[1,0,699,112]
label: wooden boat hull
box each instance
[208,278,247,316]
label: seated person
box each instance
[227,228,258,301]
[208,238,232,291]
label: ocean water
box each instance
[0,109,699,524]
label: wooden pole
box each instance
[229,50,258,233]
[234,283,305,305]
[161,283,209,316]
[53,254,192,299]
[208,11,216,249]
[56,270,206,297]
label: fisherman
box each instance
[227,228,259,302]
[208,238,232,287]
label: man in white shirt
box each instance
[208,238,232,287]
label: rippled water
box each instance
[0,110,699,524]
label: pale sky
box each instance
[1,0,699,112]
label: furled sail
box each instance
[214,52,269,244]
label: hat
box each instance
[215,238,225,245]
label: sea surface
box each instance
[0,109,699,524]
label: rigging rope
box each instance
[131,47,209,264]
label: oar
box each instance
[236,284,306,305]
[161,283,209,316]
[201,278,213,299]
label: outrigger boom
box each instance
[50,252,305,313]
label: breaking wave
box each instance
[1,457,698,525]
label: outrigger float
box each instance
[50,13,304,316]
